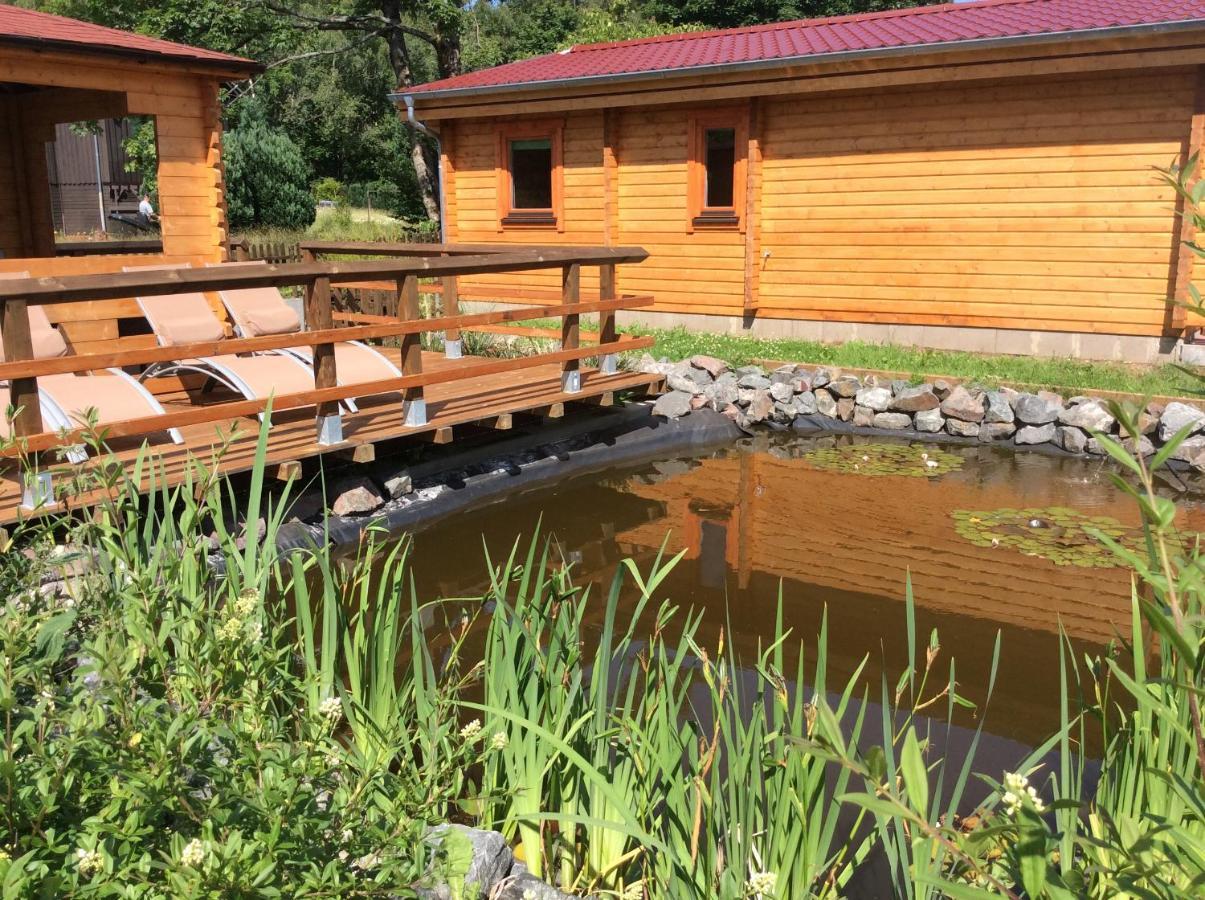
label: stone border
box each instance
[640,355,1205,475]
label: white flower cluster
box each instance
[746,870,777,897]
[459,719,482,743]
[318,696,343,724]
[490,731,508,751]
[1001,771,1045,815]
[180,838,207,868]
[218,589,262,643]
[75,847,103,877]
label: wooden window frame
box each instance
[687,108,748,234]
[496,119,564,232]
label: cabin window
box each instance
[497,121,563,230]
[688,111,747,232]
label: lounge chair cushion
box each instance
[0,272,68,361]
[123,265,227,346]
[223,286,302,336]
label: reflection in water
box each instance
[398,433,1203,758]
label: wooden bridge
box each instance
[0,243,662,523]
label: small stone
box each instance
[384,472,413,498]
[1058,400,1114,432]
[890,385,939,412]
[690,395,709,410]
[828,375,861,398]
[1057,426,1088,454]
[789,376,811,394]
[735,364,765,377]
[793,391,818,415]
[1015,393,1062,426]
[984,391,1015,424]
[652,390,693,419]
[1123,434,1156,457]
[1158,401,1205,442]
[689,354,729,378]
[666,371,703,394]
[853,404,875,427]
[874,412,912,430]
[1015,423,1057,445]
[855,386,893,412]
[979,422,1016,442]
[746,390,775,423]
[737,373,772,390]
[1138,409,1159,436]
[836,398,855,421]
[331,478,384,516]
[770,369,795,386]
[940,385,986,422]
[1171,435,1205,470]
[812,368,832,389]
[932,379,953,400]
[1086,437,1107,456]
[814,389,838,418]
[914,408,944,433]
[420,825,514,900]
[704,381,739,411]
[945,418,981,438]
[769,381,794,403]
[773,400,796,422]
[890,379,911,395]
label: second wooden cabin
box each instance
[398,0,1205,363]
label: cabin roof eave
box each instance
[0,33,262,80]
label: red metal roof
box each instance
[0,2,256,71]
[407,0,1205,96]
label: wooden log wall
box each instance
[445,68,1204,337]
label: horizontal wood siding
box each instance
[757,71,1192,334]
[454,111,607,299]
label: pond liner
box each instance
[272,404,742,554]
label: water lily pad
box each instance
[951,506,1144,568]
[802,443,965,478]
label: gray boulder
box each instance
[853,405,875,427]
[1057,426,1088,454]
[931,379,953,400]
[984,391,1015,424]
[794,391,818,415]
[812,368,832,389]
[946,418,981,438]
[979,422,1016,442]
[855,386,893,412]
[1123,434,1156,457]
[737,372,772,390]
[828,375,861,398]
[890,385,939,412]
[1058,400,1114,433]
[331,478,384,517]
[1171,435,1205,471]
[914,408,944,433]
[1015,393,1062,426]
[384,472,413,499]
[814,389,838,418]
[940,385,985,422]
[836,398,856,421]
[1158,401,1205,442]
[769,381,794,403]
[689,354,729,378]
[666,371,703,394]
[1016,423,1057,445]
[705,381,739,411]
[652,390,693,419]
[874,412,912,430]
[746,390,775,423]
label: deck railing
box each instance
[0,245,653,472]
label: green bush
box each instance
[312,176,345,204]
[224,123,316,231]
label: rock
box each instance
[666,371,704,394]
[735,365,765,377]
[419,825,515,900]
[773,400,796,422]
[814,388,838,418]
[745,390,775,423]
[331,479,384,517]
[737,373,772,390]
[769,381,794,403]
[1085,436,1108,456]
[790,375,811,394]
[769,368,796,386]
[1171,435,1205,470]
[1015,423,1057,445]
[1014,393,1062,426]
[1122,434,1156,457]
[979,422,1016,442]
[945,418,981,438]
[652,390,693,419]
[793,391,818,415]
[1057,426,1088,454]
[940,385,985,422]
[836,398,855,421]
[874,412,912,430]
[914,408,944,433]
[497,862,580,900]
[812,368,832,389]
[1138,409,1159,436]
[984,391,1015,424]
[890,379,911,395]
[690,395,709,410]
[704,381,739,410]
[855,386,892,412]
[285,492,326,523]
[720,403,745,427]
[689,354,729,378]
[1058,400,1114,433]
[384,472,413,498]
[853,404,875,427]
[828,375,861,398]
[890,384,939,412]
[1158,401,1205,442]
[932,379,953,400]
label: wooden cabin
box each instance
[398,0,1205,362]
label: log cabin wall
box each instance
[443,66,1202,348]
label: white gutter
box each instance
[391,17,1205,104]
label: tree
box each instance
[224,122,316,230]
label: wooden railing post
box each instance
[443,274,462,359]
[598,263,618,375]
[561,263,581,393]
[398,274,427,426]
[303,274,342,444]
[2,297,51,508]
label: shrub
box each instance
[312,176,345,205]
[224,123,316,231]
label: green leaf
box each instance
[901,730,929,819]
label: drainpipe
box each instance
[399,93,461,361]
[93,131,107,234]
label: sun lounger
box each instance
[210,261,403,402]
[123,265,335,416]
[0,272,181,449]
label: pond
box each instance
[399,431,1204,767]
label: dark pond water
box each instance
[398,432,1204,768]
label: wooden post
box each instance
[2,298,42,437]
[443,274,462,359]
[743,97,762,315]
[561,263,581,393]
[398,274,427,426]
[303,274,341,444]
[599,263,618,375]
